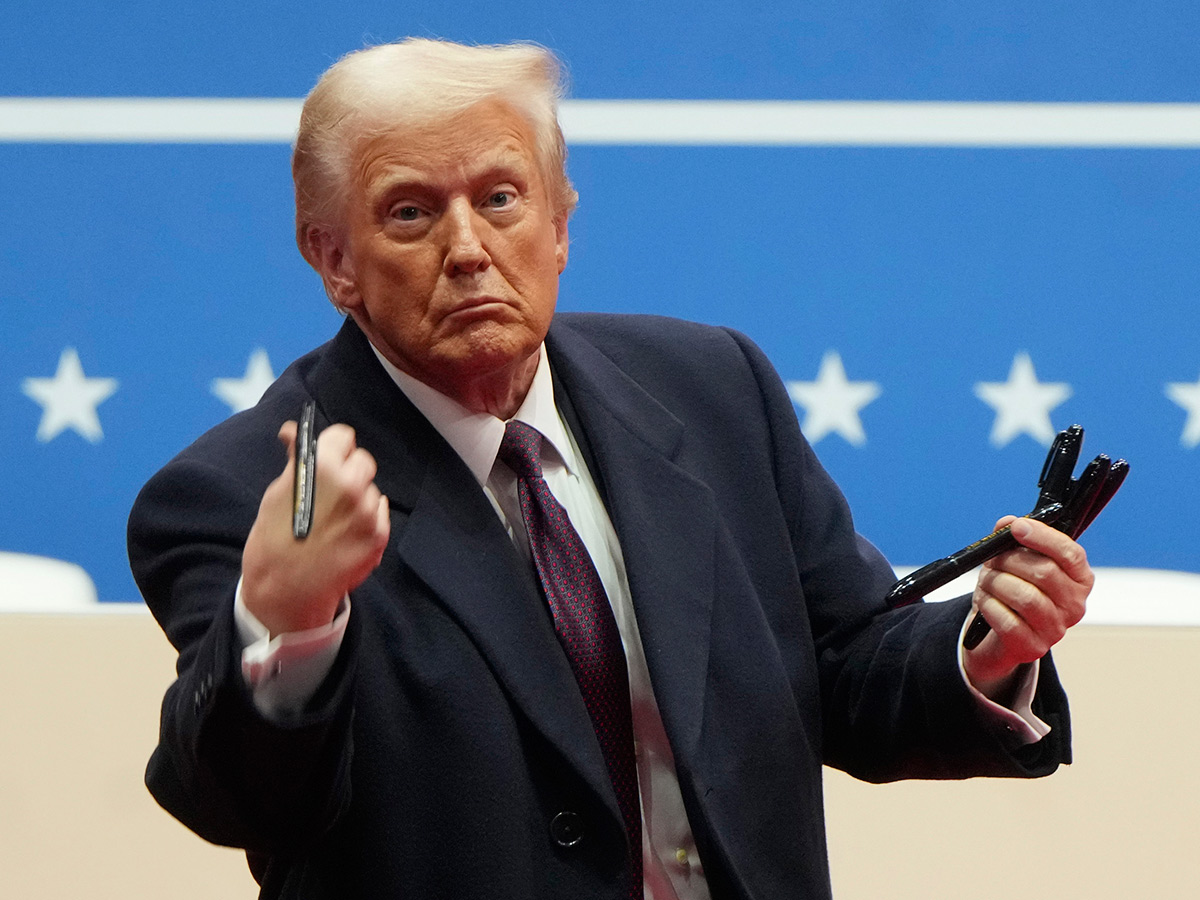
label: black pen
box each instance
[961,465,1102,651]
[1035,424,1083,511]
[292,401,317,539]
[1058,455,1112,539]
[962,454,1131,649]
[1076,458,1128,535]
[884,502,1066,609]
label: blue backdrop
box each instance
[4,2,1198,602]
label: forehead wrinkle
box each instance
[360,140,538,209]
[353,99,543,202]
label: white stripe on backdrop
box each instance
[4,98,1200,146]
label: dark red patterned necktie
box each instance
[498,420,643,899]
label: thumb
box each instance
[277,420,299,474]
[991,514,1018,533]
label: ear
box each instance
[553,214,569,274]
[300,224,362,311]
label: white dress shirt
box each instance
[235,341,1047,900]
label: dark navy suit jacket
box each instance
[129,313,1070,900]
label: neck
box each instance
[445,352,539,419]
[364,331,541,421]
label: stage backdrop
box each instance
[2,2,1198,608]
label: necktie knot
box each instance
[499,419,544,482]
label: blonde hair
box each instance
[292,37,578,244]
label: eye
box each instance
[486,190,515,209]
[394,205,422,221]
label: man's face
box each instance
[313,99,568,406]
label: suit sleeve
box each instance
[128,449,359,852]
[723,328,1071,783]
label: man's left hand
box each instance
[962,515,1094,700]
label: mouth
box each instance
[446,296,512,318]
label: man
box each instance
[129,38,1092,900]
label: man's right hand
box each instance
[241,420,390,635]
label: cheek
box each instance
[361,252,440,310]
[521,230,566,288]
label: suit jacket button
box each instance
[549,811,585,847]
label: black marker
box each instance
[1035,424,1083,511]
[292,401,317,539]
[1076,458,1128,535]
[1058,455,1112,539]
[884,424,1128,650]
[884,503,1066,609]
[962,453,1130,650]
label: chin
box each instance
[424,329,531,380]
[462,319,543,361]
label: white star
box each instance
[786,350,881,446]
[974,351,1072,448]
[212,348,276,414]
[1166,374,1200,449]
[22,348,119,443]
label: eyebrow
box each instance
[366,145,534,205]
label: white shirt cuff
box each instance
[957,612,1051,745]
[233,579,350,720]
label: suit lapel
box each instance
[392,450,620,809]
[548,321,718,766]
[306,321,617,815]
[304,318,720,806]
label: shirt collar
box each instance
[367,341,576,486]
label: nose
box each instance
[442,200,491,276]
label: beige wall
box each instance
[824,627,1198,899]
[2,613,1195,899]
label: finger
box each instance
[1009,518,1093,585]
[338,491,391,592]
[972,583,1052,662]
[316,423,360,462]
[316,450,379,525]
[977,566,1069,643]
[349,482,384,528]
[376,493,391,539]
[984,541,1089,627]
[277,420,299,462]
[348,487,389,549]
[265,421,300,491]
[372,493,391,559]
[340,447,379,493]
